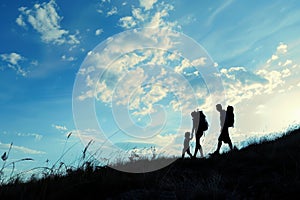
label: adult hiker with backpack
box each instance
[191,110,209,158]
[213,105,234,154]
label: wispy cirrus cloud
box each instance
[207,0,235,25]
[52,124,68,131]
[0,141,45,155]
[17,132,43,141]
[16,0,79,46]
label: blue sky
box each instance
[1,0,300,174]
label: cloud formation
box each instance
[0,52,28,76]
[218,42,298,106]
[16,0,79,46]
[119,2,176,29]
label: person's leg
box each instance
[186,147,193,158]
[215,126,229,153]
[193,144,198,157]
[215,140,222,153]
[199,145,204,157]
[193,135,200,157]
[227,127,233,150]
[182,148,185,159]
[228,139,233,150]
[214,128,223,154]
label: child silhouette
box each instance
[182,131,193,159]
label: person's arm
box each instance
[190,133,193,140]
[191,119,196,134]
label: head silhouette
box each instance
[216,104,222,112]
[185,132,191,138]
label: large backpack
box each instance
[202,119,209,131]
[198,111,209,132]
[226,106,234,127]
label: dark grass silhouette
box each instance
[1,127,300,199]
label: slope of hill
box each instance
[1,127,300,199]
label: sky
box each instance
[1,0,300,175]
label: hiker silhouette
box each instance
[213,105,234,154]
[216,104,226,130]
[191,110,208,158]
[182,132,193,159]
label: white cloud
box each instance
[16,15,26,27]
[71,129,104,143]
[0,141,45,155]
[173,56,207,76]
[77,45,204,117]
[276,42,288,54]
[119,16,137,29]
[78,90,94,101]
[266,42,288,65]
[281,68,291,78]
[68,32,80,45]
[17,133,43,141]
[1,52,23,65]
[114,67,148,106]
[77,66,95,75]
[147,7,173,27]
[95,29,103,36]
[139,0,158,10]
[219,65,293,105]
[219,42,299,111]
[107,7,118,16]
[282,59,292,67]
[17,0,79,46]
[132,8,146,22]
[61,55,75,61]
[267,54,278,64]
[174,58,191,74]
[191,57,207,66]
[118,2,176,29]
[0,52,27,76]
[52,124,68,131]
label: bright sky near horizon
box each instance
[1,0,300,174]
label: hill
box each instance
[1,127,300,199]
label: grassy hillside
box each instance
[1,127,300,199]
